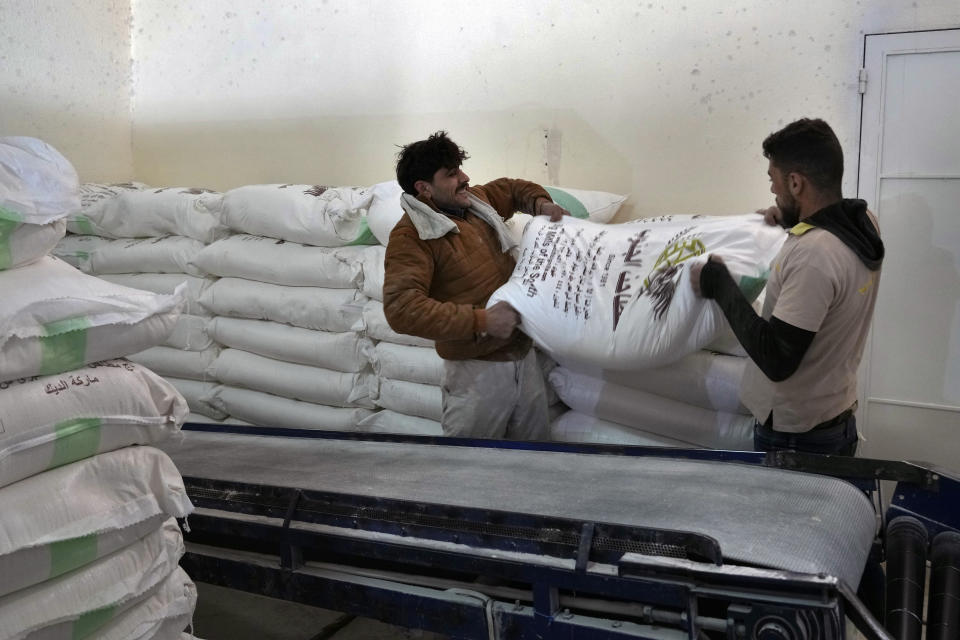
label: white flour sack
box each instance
[210,386,374,429]
[207,317,370,372]
[0,446,192,598]
[54,235,206,276]
[372,378,442,422]
[98,273,213,317]
[357,410,443,436]
[488,215,785,370]
[165,377,225,421]
[358,244,385,301]
[356,300,434,348]
[191,234,365,288]
[209,348,374,408]
[550,410,698,448]
[219,184,376,246]
[199,278,364,332]
[367,342,443,386]
[0,518,184,640]
[0,359,187,489]
[0,137,78,270]
[126,345,219,381]
[0,257,184,381]
[68,186,227,243]
[367,180,404,246]
[92,566,196,640]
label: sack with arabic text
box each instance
[488,214,785,370]
[0,359,186,489]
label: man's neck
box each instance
[799,193,843,221]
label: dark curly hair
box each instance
[395,131,469,195]
[762,118,843,195]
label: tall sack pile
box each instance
[0,138,197,639]
[56,183,228,421]
[194,184,380,429]
[354,248,444,435]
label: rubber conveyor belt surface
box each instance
[161,431,877,587]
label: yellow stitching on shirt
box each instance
[859,273,876,294]
[790,222,816,236]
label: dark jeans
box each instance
[753,411,859,456]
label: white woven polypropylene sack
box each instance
[489,215,785,370]
[549,367,754,450]
[209,386,374,430]
[368,342,443,386]
[0,257,184,381]
[97,273,213,317]
[210,349,374,408]
[54,235,205,276]
[571,350,749,414]
[0,137,79,224]
[50,234,109,271]
[0,359,187,490]
[93,566,196,640]
[543,186,627,224]
[207,317,370,373]
[0,218,66,272]
[372,378,442,422]
[191,234,366,288]
[367,180,404,246]
[164,377,225,420]
[68,186,227,243]
[0,138,77,271]
[358,244,385,301]
[550,410,698,448]
[0,519,184,640]
[356,410,443,436]
[0,447,192,598]
[126,346,219,381]
[220,184,375,247]
[163,314,213,351]
[199,278,364,332]
[356,300,434,348]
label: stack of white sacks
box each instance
[194,183,382,430]
[50,166,762,451]
[55,182,229,423]
[0,137,197,638]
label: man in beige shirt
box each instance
[691,118,884,455]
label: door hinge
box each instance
[858,68,868,94]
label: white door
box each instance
[857,29,960,472]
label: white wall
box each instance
[2,2,958,216]
[129,0,960,220]
[0,0,134,182]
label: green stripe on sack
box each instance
[73,604,117,640]
[544,187,589,219]
[0,205,25,270]
[347,217,379,246]
[49,417,102,470]
[738,274,768,303]
[49,533,98,580]
[40,317,91,376]
[70,215,95,235]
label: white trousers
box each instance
[440,349,550,440]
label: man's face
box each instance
[768,160,800,228]
[422,165,471,210]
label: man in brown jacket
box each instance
[383,131,569,439]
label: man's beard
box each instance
[778,195,801,228]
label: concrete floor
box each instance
[190,582,447,640]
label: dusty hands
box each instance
[485,301,520,339]
[756,205,783,226]
[538,202,571,222]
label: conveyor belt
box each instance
[160,431,877,587]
